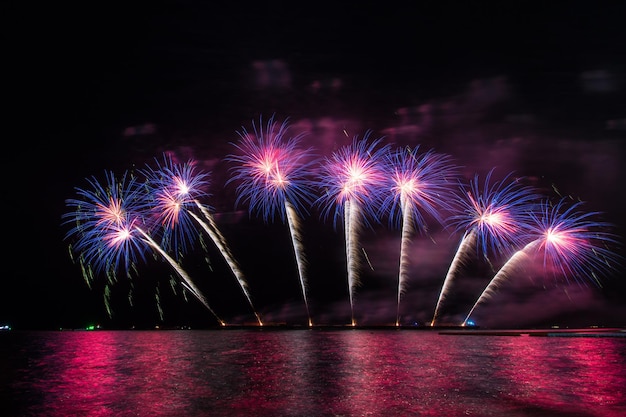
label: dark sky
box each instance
[4,1,626,330]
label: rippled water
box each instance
[1,329,625,416]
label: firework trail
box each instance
[135,226,221,322]
[226,115,317,326]
[431,169,538,326]
[379,146,458,326]
[142,153,261,325]
[316,132,390,326]
[63,170,224,324]
[191,202,262,326]
[285,200,309,323]
[462,198,621,325]
[461,240,537,325]
[430,228,476,325]
[344,198,360,325]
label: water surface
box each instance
[1,329,624,416]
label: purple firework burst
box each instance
[63,170,151,279]
[141,152,211,259]
[523,197,621,285]
[379,145,459,233]
[448,168,540,259]
[315,131,391,229]
[226,115,318,222]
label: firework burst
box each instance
[141,153,210,259]
[64,170,150,280]
[227,115,317,222]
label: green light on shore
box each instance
[86,325,96,330]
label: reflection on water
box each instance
[1,330,625,416]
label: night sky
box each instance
[4,1,626,330]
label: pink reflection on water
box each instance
[50,331,119,416]
[329,332,424,415]
[493,335,626,415]
[228,331,322,415]
[566,338,626,408]
[48,331,213,416]
[302,331,488,416]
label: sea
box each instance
[1,328,625,417]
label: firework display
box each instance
[63,117,622,327]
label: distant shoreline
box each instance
[33,325,626,336]
[438,328,626,337]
